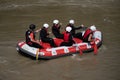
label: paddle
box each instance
[93,41,98,55]
[36,49,39,60]
[75,41,98,55]
[78,46,83,55]
[73,43,83,56]
[91,40,98,55]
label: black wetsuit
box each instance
[25,30,43,48]
[52,24,63,39]
[40,27,56,47]
[67,24,83,39]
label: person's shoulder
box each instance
[41,27,44,30]
[26,29,31,33]
[52,25,56,29]
[41,28,46,32]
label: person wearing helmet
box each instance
[60,26,75,46]
[40,23,56,47]
[82,25,96,42]
[52,19,63,39]
[25,24,43,48]
[67,19,84,39]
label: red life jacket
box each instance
[83,29,92,40]
[25,30,35,44]
[63,31,70,42]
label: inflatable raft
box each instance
[16,30,102,59]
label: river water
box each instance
[0,0,120,80]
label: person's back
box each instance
[63,31,70,42]
[52,19,63,39]
[25,24,35,44]
[82,28,92,42]
[40,27,48,41]
[26,29,31,44]
[40,23,56,47]
[82,25,96,42]
[67,24,75,36]
[60,26,75,46]
[67,19,84,39]
[25,24,43,48]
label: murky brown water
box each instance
[0,0,120,80]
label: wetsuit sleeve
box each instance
[58,25,61,29]
[69,34,75,43]
[74,26,82,30]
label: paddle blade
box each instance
[93,42,98,55]
[79,46,83,55]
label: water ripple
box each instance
[0,0,118,10]
[0,57,8,64]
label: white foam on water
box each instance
[98,45,107,54]
[7,69,21,75]
[71,54,86,61]
[0,4,35,10]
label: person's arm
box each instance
[88,34,93,42]
[58,23,62,29]
[74,24,85,30]
[69,34,75,43]
[29,33,40,44]
[35,28,41,33]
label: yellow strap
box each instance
[36,49,39,60]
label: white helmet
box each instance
[69,19,74,24]
[66,26,72,32]
[53,19,59,24]
[43,23,49,28]
[90,25,96,31]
